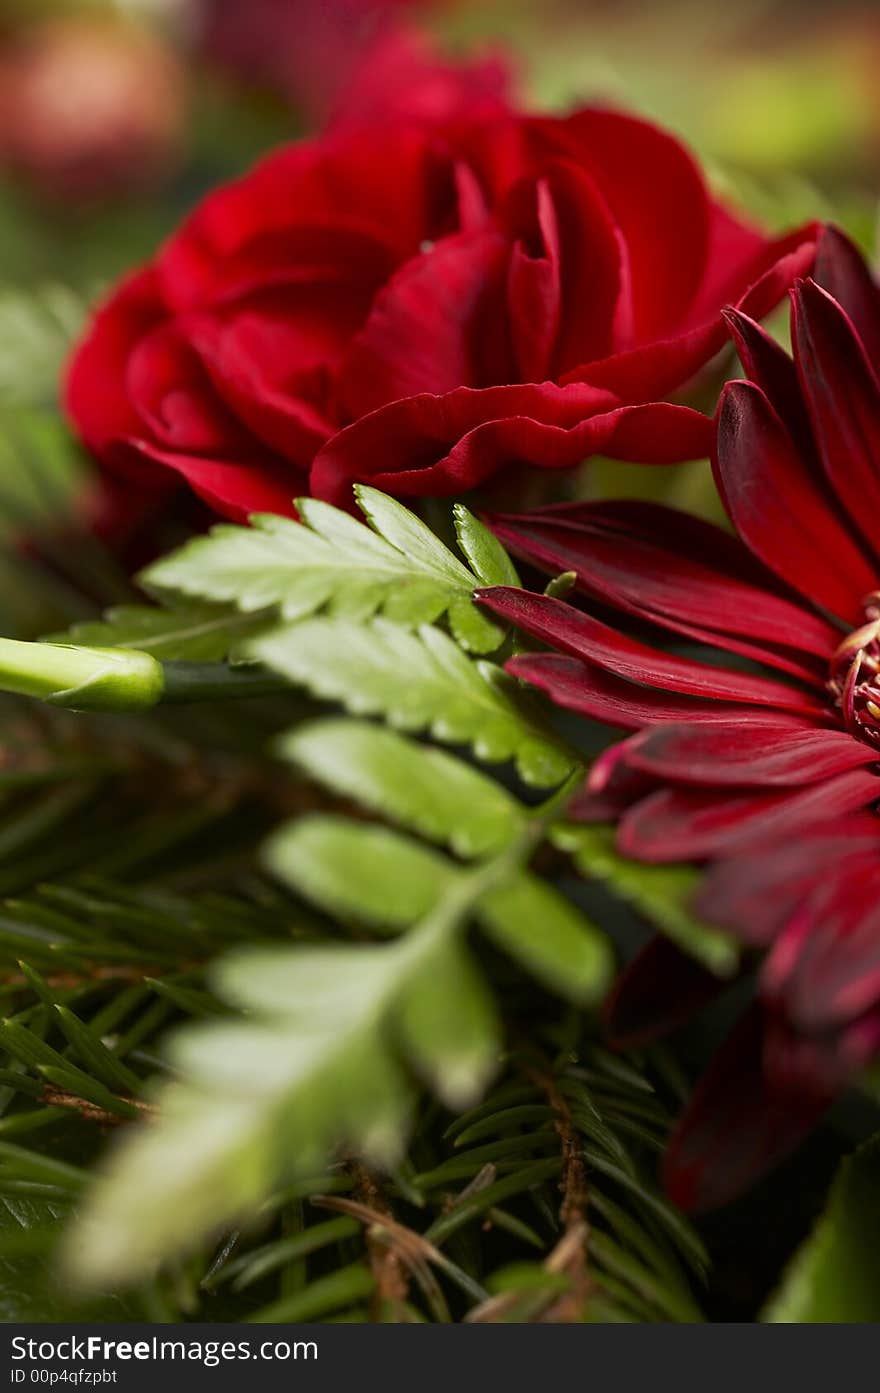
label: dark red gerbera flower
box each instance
[476,224,880,1213]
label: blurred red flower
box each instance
[65,35,816,524]
[0,16,185,205]
[194,0,428,121]
[478,226,880,1212]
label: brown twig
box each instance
[520,1055,593,1321]
[40,1083,155,1127]
[333,1162,412,1321]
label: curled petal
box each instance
[311,392,712,506]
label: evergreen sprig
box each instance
[64,755,615,1284]
[0,481,795,1320]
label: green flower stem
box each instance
[160,663,289,704]
[0,639,289,712]
[0,639,164,712]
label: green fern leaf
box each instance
[477,873,614,1003]
[252,618,576,788]
[393,936,501,1106]
[264,814,452,931]
[553,824,739,975]
[43,603,265,664]
[64,884,505,1285]
[280,718,525,859]
[452,503,521,587]
[0,283,86,409]
[266,815,612,1006]
[140,488,505,654]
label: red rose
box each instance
[66,52,817,522]
[194,2,471,125]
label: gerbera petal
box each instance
[489,500,836,680]
[604,935,726,1049]
[813,223,880,368]
[791,278,880,566]
[663,1005,831,1213]
[722,307,814,456]
[505,653,792,731]
[763,869,880,1030]
[625,722,872,789]
[695,817,880,945]
[714,380,877,623]
[763,1006,880,1099]
[477,588,825,715]
[618,768,880,862]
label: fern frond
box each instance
[141,488,508,655]
[281,718,525,859]
[253,618,575,788]
[552,824,739,975]
[44,603,265,664]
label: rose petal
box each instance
[311,390,712,506]
[338,227,508,419]
[561,225,816,400]
[531,108,711,342]
[66,267,166,459]
[120,439,301,521]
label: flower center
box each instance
[829,593,880,749]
